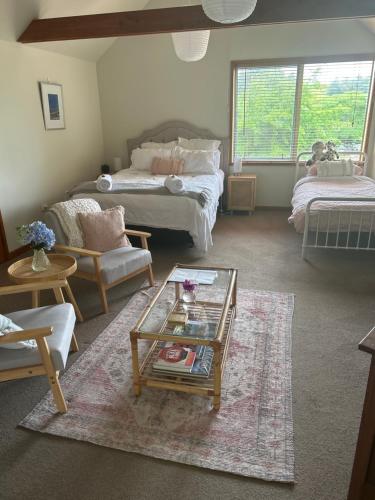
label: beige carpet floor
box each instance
[0,210,374,500]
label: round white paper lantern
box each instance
[172,30,210,62]
[202,0,257,24]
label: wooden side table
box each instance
[348,327,375,500]
[8,254,83,322]
[227,174,256,213]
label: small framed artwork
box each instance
[39,82,65,130]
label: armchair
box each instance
[0,280,78,413]
[44,209,154,314]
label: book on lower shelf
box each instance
[152,338,214,379]
[153,343,197,373]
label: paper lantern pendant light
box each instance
[202,0,257,24]
[172,30,210,62]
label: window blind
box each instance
[232,59,374,162]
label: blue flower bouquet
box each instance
[17,221,56,272]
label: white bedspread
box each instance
[71,169,224,253]
[289,176,375,233]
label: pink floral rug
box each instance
[20,286,295,483]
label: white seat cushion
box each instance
[0,304,76,372]
[77,246,152,284]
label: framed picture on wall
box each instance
[39,82,65,130]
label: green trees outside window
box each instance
[233,60,374,161]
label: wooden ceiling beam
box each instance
[18,1,375,44]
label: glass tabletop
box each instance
[138,266,234,339]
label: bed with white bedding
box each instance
[70,168,224,253]
[69,121,228,253]
[289,151,375,257]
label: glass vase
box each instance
[182,290,197,303]
[32,248,50,272]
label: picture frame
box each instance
[39,82,65,130]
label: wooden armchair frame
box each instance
[55,229,155,314]
[0,280,78,413]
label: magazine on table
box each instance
[168,269,218,285]
[172,320,217,340]
[188,345,214,379]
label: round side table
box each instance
[8,253,83,322]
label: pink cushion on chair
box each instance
[78,206,131,252]
[151,157,184,175]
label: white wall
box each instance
[0,40,104,250]
[97,19,375,207]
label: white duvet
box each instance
[289,175,375,233]
[71,168,224,253]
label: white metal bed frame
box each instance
[294,151,375,259]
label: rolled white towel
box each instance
[96,174,113,192]
[164,174,185,194]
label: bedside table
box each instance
[227,174,256,214]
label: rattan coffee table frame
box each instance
[130,264,237,410]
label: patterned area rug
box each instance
[20,286,295,482]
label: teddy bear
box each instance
[306,141,339,165]
[306,141,325,166]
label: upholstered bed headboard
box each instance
[126,120,229,173]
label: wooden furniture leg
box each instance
[97,281,109,314]
[31,290,40,308]
[147,264,155,287]
[64,281,84,322]
[213,342,222,410]
[232,274,237,317]
[53,287,65,304]
[94,256,109,314]
[70,333,79,353]
[130,332,141,396]
[35,336,67,413]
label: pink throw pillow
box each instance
[78,206,131,252]
[151,157,184,175]
[307,165,318,176]
[354,165,363,175]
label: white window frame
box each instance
[230,55,375,165]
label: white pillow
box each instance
[131,148,172,171]
[316,159,354,177]
[178,137,221,151]
[174,146,220,174]
[0,314,37,350]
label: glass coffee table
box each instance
[130,264,237,410]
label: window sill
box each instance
[231,161,296,166]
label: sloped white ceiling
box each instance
[0,0,373,61]
[0,0,150,61]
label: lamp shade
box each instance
[172,30,210,62]
[202,0,257,24]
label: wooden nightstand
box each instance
[227,174,256,213]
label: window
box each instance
[231,58,374,163]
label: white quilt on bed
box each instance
[289,175,375,233]
[71,169,224,253]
